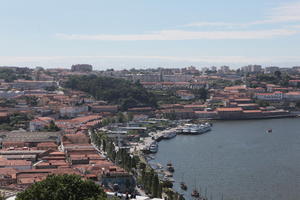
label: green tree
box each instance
[25,96,39,106]
[102,139,106,151]
[178,194,185,200]
[127,112,134,121]
[16,174,107,200]
[151,174,160,197]
[117,112,125,123]
[45,85,58,91]
[161,180,173,188]
[139,162,146,170]
[0,98,17,107]
[193,88,208,100]
[296,101,300,109]
[45,120,60,131]
[0,192,5,200]
[274,70,282,79]
[256,100,270,107]
[64,75,157,110]
[0,68,17,82]
[164,110,177,120]
[157,184,163,198]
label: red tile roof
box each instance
[217,107,243,112]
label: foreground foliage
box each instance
[16,174,107,200]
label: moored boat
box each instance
[180,182,187,190]
[149,142,158,153]
[163,131,177,139]
[191,189,200,198]
[166,162,175,172]
[182,123,211,135]
[180,172,188,190]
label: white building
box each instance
[29,117,54,131]
[255,91,283,101]
[264,66,279,74]
[131,74,161,82]
[162,74,193,82]
[9,80,58,90]
[0,90,24,99]
[59,106,88,118]
[219,66,230,73]
[241,65,262,73]
[284,92,300,101]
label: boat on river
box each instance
[266,128,272,133]
[149,142,158,153]
[181,122,211,135]
[166,162,175,172]
[180,182,187,190]
[180,173,188,190]
[191,189,200,198]
[163,131,177,139]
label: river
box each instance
[151,118,300,200]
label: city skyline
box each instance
[1,0,300,69]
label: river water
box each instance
[152,118,300,200]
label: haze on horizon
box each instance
[1,0,300,70]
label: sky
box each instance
[1,0,300,70]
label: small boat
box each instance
[191,189,200,198]
[157,163,163,169]
[163,131,177,139]
[149,142,158,153]
[266,128,272,133]
[166,162,175,172]
[164,171,173,177]
[180,173,188,190]
[166,177,175,182]
[180,182,187,190]
[167,165,175,173]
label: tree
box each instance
[164,110,177,120]
[151,174,160,197]
[296,101,300,109]
[234,80,243,85]
[102,139,106,151]
[45,85,58,91]
[178,194,185,200]
[274,70,282,79]
[256,100,270,107]
[127,112,134,121]
[139,162,146,170]
[64,75,157,111]
[25,96,38,106]
[117,112,125,123]
[45,120,60,131]
[161,180,173,188]
[0,192,5,200]
[16,174,107,200]
[193,88,208,100]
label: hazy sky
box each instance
[1,0,300,69]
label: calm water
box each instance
[152,118,300,200]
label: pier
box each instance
[130,126,181,153]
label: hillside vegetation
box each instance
[64,75,157,110]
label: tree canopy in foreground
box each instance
[16,174,107,200]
